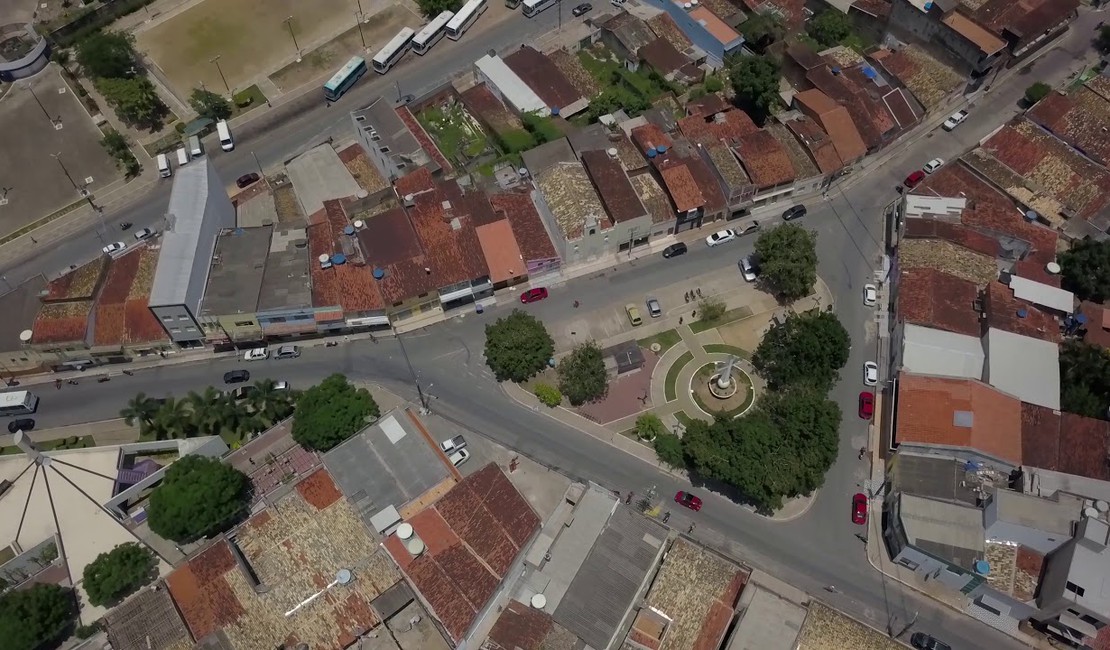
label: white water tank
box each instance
[397,523,414,539]
[530,594,547,609]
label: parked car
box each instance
[626,304,643,326]
[231,385,256,400]
[7,418,34,434]
[243,348,269,361]
[449,448,470,467]
[520,287,549,304]
[863,361,878,386]
[102,242,125,254]
[223,369,250,384]
[858,391,874,420]
[675,491,702,511]
[441,435,467,455]
[903,170,926,189]
[942,110,969,131]
[571,2,592,15]
[863,283,878,306]
[274,344,300,359]
[737,220,760,236]
[662,242,688,258]
[739,256,759,282]
[923,158,944,174]
[781,205,807,221]
[852,492,868,525]
[705,229,736,247]
[273,381,291,391]
[133,227,155,240]
[647,298,662,318]
[910,633,952,650]
[236,172,260,189]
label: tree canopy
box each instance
[82,542,157,606]
[1060,340,1110,420]
[752,310,851,392]
[189,87,233,121]
[1024,82,1052,106]
[558,341,608,406]
[484,309,555,382]
[76,30,137,79]
[728,56,781,124]
[739,14,785,52]
[97,76,166,128]
[416,0,461,17]
[0,583,75,650]
[121,382,297,442]
[1098,26,1110,54]
[806,10,853,48]
[291,374,379,451]
[754,223,818,300]
[1060,238,1110,303]
[682,389,842,511]
[148,455,249,543]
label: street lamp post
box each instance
[396,333,430,412]
[24,83,60,127]
[284,16,302,63]
[210,55,231,94]
[355,11,365,48]
[51,152,104,240]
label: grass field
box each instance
[137,0,363,98]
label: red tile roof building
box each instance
[658,164,705,213]
[308,200,385,318]
[489,192,559,270]
[1021,404,1110,480]
[1027,81,1110,169]
[807,67,896,151]
[793,89,867,164]
[396,105,453,177]
[1078,301,1110,351]
[30,259,108,345]
[784,117,843,175]
[676,108,759,146]
[476,220,525,285]
[581,149,648,224]
[896,268,982,337]
[503,46,585,115]
[983,281,1061,343]
[733,130,796,189]
[92,246,168,346]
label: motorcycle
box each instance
[120,222,133,230]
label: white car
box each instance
[923,158,944,174]
[274,381,290,390]
[133,227,155,240]
[864,361,879,386]
[448,448,470,467]
[942,110,969,131]
[102,242,125,254]
[441,435,467,455]
[739,256,758,282]
[863,284,878,307]
[243,348,269,361]
[705,229,737,247]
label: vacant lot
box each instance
[0,66,119,237]
[136,0,366,98]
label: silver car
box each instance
[647,298,662,318]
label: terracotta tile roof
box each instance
[601,13,658,57]
[850,0,891,18]
[766,122,817,179]
[677,108,759,145]
[31,300,91,344]
[396,106,452,176]
[882,89,919,130]
[739,0,806,27]
[942,12,1006,56]
[734,130,795,188]
[93,246,167,346]
[679,147,728,215]
[44,258,107,301]
[646,13,692,52]
[503,46,582,113]
[357,207,423,268]
[786,42,824,71]
[581,149,647,223]
[686,93,730,118]
[394,165,436,200]
[459,83,523,137]
[631,123,673,157]
[807,67,891,150]
[871,45,964,111]
[1027,85,1110,169]
[658,163,705,213]
[902,217,1001,258]
[630,174,676,224]
[548,49,602,98]
[1021,403,1110,479]
[793,89,867,163]
[688,7,739,45]
[489,192,559,263]
[984,281,1061,343]
[639,37,689,75]
[896,268,982,336]
[307,200,385,313]
[486,599,555,650]
[785,117,843,175]
[1078,301,1110,350]
[704,142,751,192]
[960,0,1079,47]
[476,220,524,284]
[536,162,611,240]
[895,374,1023,464]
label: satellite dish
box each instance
[530,594,547,609]
[397,523,414,539]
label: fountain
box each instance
[709,356,740,399]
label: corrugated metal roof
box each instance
[150,160,211,306]
[1007,276,1075,314]
[985,327,1060,410]
[475,55,549,116]
[901,324,985,379]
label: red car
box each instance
[675,491,702,511]
[903,170,926,189]
[852,492,868,525]
[520,287,549,304]
[858,391,874,420]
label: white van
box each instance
[175,147,189,167]
[216,120,234,151]
[188,135,203,159]
[156,153,172,178]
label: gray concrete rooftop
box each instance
[200,226,271,317]
[286,144,363,216]
[258,227,311,312]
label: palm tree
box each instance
[248,379,295,425]
[120,393,159,435]
[152,397,192,440]
[186,387,225,436]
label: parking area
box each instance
[0,67,120,236]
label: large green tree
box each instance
[557,341,608,406]
[752,310,851,392]
[739,13,785,52]
[728,56,781,124]
[417,0,461,18]
[1060,341,1110,420]
[807,10,853,48]
[120,392,159,433]
[97,76,166,128]
[682,389,841,511]
[291,374,379,451]
[0,583,75,650]
[1060,238,1110,303]
[82,542,157,607]
[147,455,249,543]
[75,30,137,79]
[189,87,233,121]
[484,309,555,382]
[754,223,818,300]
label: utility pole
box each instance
[356,0,369,22]
[355,11,365,48]
[52,152,104,239]
[397,333,430,412]
[210,55,230,94]
[24,82,60,127]
[284,16,302,63]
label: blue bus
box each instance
[324,56,368,101]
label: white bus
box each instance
[323,56,367,101]
[372,27,416,74]
[446,0,487,40]
[522,0,556,17]
[412,11,455,55]
[0,390,38,416]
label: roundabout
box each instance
[689,357,755,419]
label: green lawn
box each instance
[690,365,754,418]
[638,329,682,354]
[664,351,694,402]
[690,306,753,333]
[703,343,751,359]
[674,411,697,428]
[230,84,268,118]
[418,104,491,163]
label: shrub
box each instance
[1024,82,1051,105]
[635,413,666,441]
[75,623,100,639]
[698,297,726,323]
[533,383,562,407]
[653,432,685,468]
[704,76,724,93]
[174,121,186,134]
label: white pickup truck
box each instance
[942,110,969,131]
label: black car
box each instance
[223,369,251,384]
[910,633,951,650]
[662,242,688,259]
[236,173,260,189]
[7,418,34,434]
[572,2,592,15]
[782,205,807,221]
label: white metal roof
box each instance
[475,54,549,116]
[903,195,966,219]
[984,327,1060,410]
[901,324,985,380]
[149,161,212,306]
[1008,275,1075,313]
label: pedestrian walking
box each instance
[696,288,702,298]
[573,300,580,308]
[662,511,671,523]
[679,316,683,325]
[688,523,696,533]
[691,310,697,318]
[626,491,634,504]
[858,447,866,460]
[55,379,62,390]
